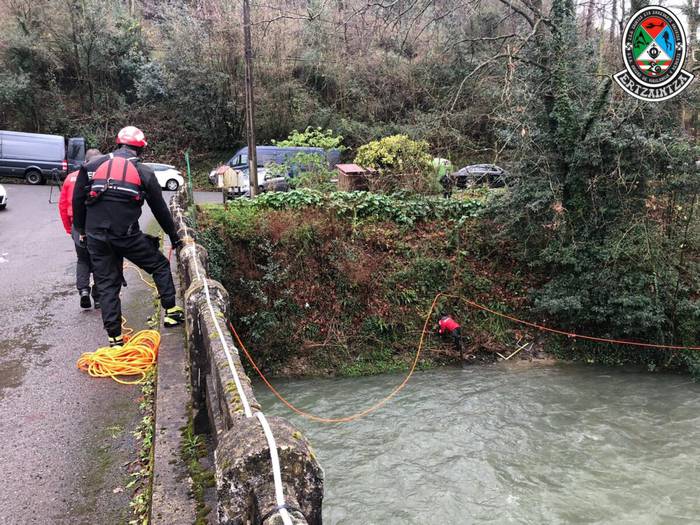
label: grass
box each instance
[180,412,215,524]
[128,368,157,525]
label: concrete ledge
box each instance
[170,188,323,525]
[151,321,197,525]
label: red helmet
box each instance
[116,126,148,148]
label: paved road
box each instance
[0,184,220,524]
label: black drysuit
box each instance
[73,146,180,337]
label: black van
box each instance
[0,130,86,184]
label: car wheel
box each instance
[25,170,45,185]
[0,204,6,210]
[165,179,179,191]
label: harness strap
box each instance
[120,156,129,182]
[87,154,144,205]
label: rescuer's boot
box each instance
[79,288,91,309]
[108,335,124,348]
[164,306,185,327]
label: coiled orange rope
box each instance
[76,242,169,385]
[77,329,161,384]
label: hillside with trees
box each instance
[2,0,700,374]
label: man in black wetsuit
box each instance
[72,126,184,347]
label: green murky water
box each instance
[256,363,700,524]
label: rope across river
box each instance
[230,292,700,424]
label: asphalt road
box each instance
[0,184,220,524]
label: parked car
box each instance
[0,184,7,210]
[209,145,341,195]
[0,130,85,184]
[143,163,184,191]
[453,164,511,188]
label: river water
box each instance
[255,362,700,524]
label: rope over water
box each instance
[231,292,700,424]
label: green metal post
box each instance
[185,150,197,231]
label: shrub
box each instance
[220,189,482,227]
[354,135,435,193]
[272,126,345,150]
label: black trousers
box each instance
[451,328,462,355]
[71,227,96,295]
[88,230,176,337]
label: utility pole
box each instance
[243,0,259,197]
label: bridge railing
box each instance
[170,189,324,525]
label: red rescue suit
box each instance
[439,316,461,334]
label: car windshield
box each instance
[230,154,247,167]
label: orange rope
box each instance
[444,294,700,351]
[229,291,700,424]
[75,239,170,385]
[228,293,442,423]
[77,329,161,384]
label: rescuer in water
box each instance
[72,126,184,347]
[438,312,462,357]
[59,148,104,309]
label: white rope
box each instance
[257,412,294,525]
[178,206,292,523]
[186,240,252,417]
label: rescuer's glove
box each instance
[170,235,184,250]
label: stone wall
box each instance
[169,189,323,525]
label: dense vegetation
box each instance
[199,190,531,376]
[2,0,699,375]
[5,0,695,164]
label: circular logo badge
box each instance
[622,6,686,87]
[614,6,695,101]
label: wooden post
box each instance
[243,0,258,197]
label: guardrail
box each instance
[170,189,323,525]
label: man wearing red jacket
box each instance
[59,149,103,309]
[438,312,462,356]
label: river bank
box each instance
[197,190,558,378]
[197,189,699,380]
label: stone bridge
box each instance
[170,189,323,525]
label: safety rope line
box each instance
[256,412,295,525]
[230,291,700,425]
[446,293,700,351]
[182,236,293,525]
[186,240,253,418]
[126,262,157,290]
[228,292,441,424]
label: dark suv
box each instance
[453,164,511,188]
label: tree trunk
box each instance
[609,0,617,43]
[584,0,595,39]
